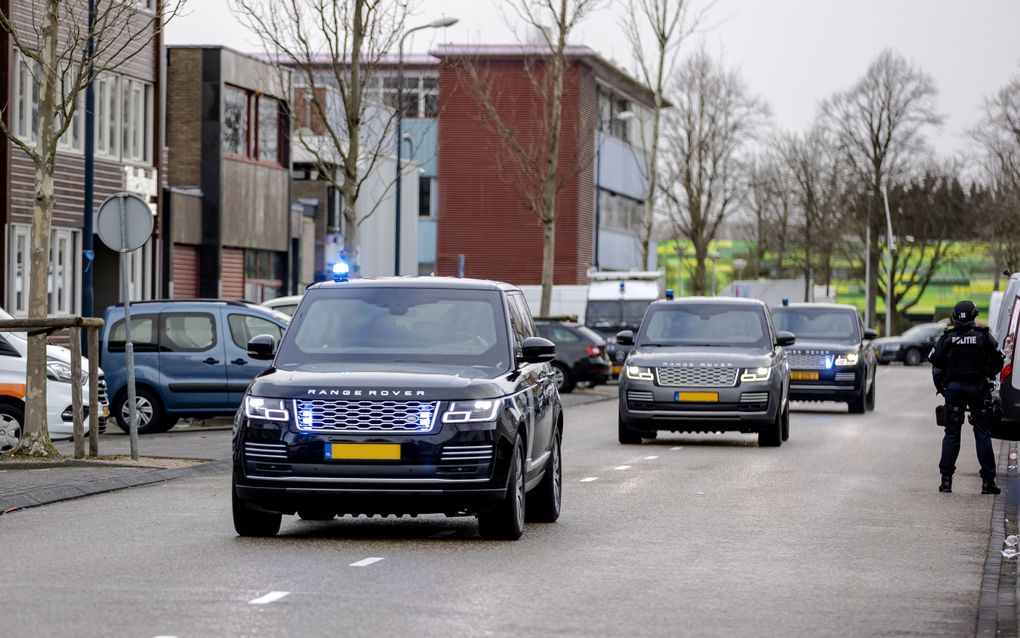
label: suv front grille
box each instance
[294,400,441,434]
[655,367,738,388]
[787,352,831,369]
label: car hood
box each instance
[250,362,513,400]
[627,346,772,369]
[1,330,97,373]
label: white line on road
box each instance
[152,635,178,638]
[249,591,289,605]
[670,446,683,451]
[643,455,659,460]
[614,465,631,470]
[350,557,385,567]
[580,477,599,482]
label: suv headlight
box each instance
[835,353,859,366]
[740,367,771,382]
[244,396,290,422]
[626,365,655,381]
[47,359,87,386]
[442,399,501,424]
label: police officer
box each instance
[928,300,1004,494]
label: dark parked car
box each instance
[872,322,946,366]
[232,277,563,540]
[535,320,611,393]
[616,297,793,447]
[772,303,878,414]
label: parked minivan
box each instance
[101,300,289,434]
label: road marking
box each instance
[249,591,289,605]
[350,557,385,567]
[614,465,631,470]
[643,455,659,460]
[429,530,458,538]
[580,477,599,482]
[152,635,178,638]
[670,446,683,451]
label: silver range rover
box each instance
[616,297,794,447]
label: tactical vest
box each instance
[944,328,990,380]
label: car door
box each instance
[223,310,287,405]
[157,310,228,411]
[509,293,554,474]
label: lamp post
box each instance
[708,250,720,295]
[733,257,747,282]
[880,186,895,337]
[395,16,458,276]
[593,99,635,270]
[675,243,686,296]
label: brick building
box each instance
[0,0,163,317]
[164,46,292,302]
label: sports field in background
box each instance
[657,239,1003,323]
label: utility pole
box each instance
[82,0,96,348]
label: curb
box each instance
[978,441,1018,637]
[0,460,230,513]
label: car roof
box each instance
[772,302,859,312]
[307,276,520,293]
[262,295,303,306]
[649,296,768,309]
[106,299,287,319]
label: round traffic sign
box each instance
[96,192,154,253]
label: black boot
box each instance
[982,479,1001,495]
[939,475,952,493]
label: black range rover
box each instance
[616,297,794,447]
[232,278,563,540]
[771,303,878,414]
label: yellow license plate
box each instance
[102,405,110,417]
[612,365,622,376]
[326,443,401,461]
[676,392,719,403]
[791,371,819,381]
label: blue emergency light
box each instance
[665,289,675,300]
[332,261,351,282]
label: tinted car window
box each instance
[539,325,581,343]
[277,287,511,371]
[575,325,606,344]
[772,308,861,345]
[639,304,771,349]
[162,313,216,352]
[108,315,158,353]
[228,314,284,349]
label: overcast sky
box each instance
[166,0,1020,156]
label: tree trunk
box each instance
[341,0,365,272]
[691,242,707,295]
[540,218,556,316]
[19,0,61,457]
[639,57,665,269]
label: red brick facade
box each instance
[435,56,597,285]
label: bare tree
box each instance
[0,0,184,457]
[232,0,414,272]
[659,49,768,295]
[464,0,603,316]
[622,0,704,269]
[744,151,793,278]
[820,49,942,326]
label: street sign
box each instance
[96,192,153,253]
[95,192,153,460]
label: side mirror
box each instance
[863,328,878,340]
[247,334,277,360]
[616,330,635,346]
[776,331,796,347]
[520,336,556,364]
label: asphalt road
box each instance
[0,366,998,637]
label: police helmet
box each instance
[952,300,978,326]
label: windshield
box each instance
[586,300,652,330]
[637,304,772,349]
[772,307,861,345]
[275,287,512,372]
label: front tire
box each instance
[114,388,173,434]
[848,386,867,414]
[232,476,281,537]
[780,403,790,442]
[526,429,562,523]
[478,438,526,540]
[904,348,923,366]
[865,378,876,411]
[758,410,783,447]
[552,363,575,394]
[618,412,642,444]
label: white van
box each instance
[0,316,109,452]
[993,274,1020,423]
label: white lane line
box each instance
[643,455,659,460]
[580,477,599,482]
[249,591,289,605]
[670,446,683,451]
[152,635,178,638]
[350,557,385,567]
[613,465,631,470]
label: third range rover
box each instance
[616,297,793,447]
[771,303,877,414]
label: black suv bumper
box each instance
[232,415,516,517]
[619,378,780,433]
[787,363,865,402]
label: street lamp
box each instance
[708,250,721,295]
[733,257,747,280]
[395,15,458,276]
[880,186,895,337]
[593,100,635,270]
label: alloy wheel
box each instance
[514,452,526,531]
[552,366,566,391]
[121,396,154,427]
[0,414,21,452]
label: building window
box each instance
[11,52,39,145]
[122,77,153,163]
[257,97,280,163]
[418,176,436,217]
[598,88,631,143]
[244,249,286,302]
[8,225,82,317]
[8,225,31,316]
[96,74,119,159]
[373,75,438,119]
[223,85,249,156]
[598,190,643,233]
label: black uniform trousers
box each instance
[940,380,996,479]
